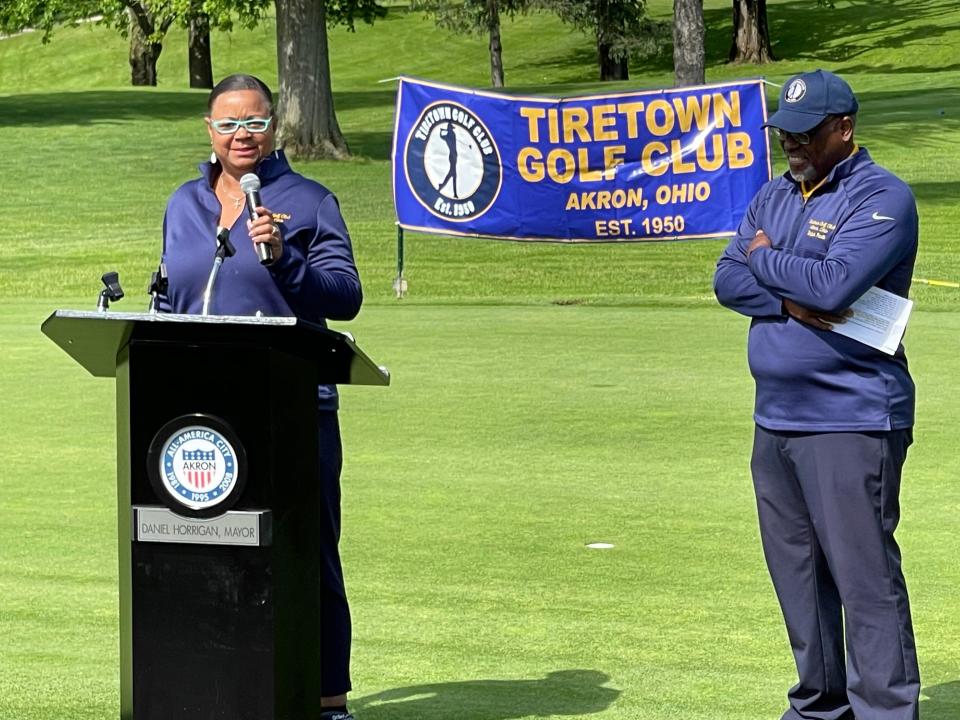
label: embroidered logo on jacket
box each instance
[806,218,836,241]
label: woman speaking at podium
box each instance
[156,73,361,720]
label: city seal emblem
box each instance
[404,101,502,222]
[147,414,246,518]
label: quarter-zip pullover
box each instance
[158,150,362,409]
[714,147,918,431]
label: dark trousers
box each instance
[318,411,351,696]
[751,427,920,720]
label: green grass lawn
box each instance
[3,302,960,719]
[2,1,960,718]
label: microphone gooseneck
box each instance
[202,226,234,316]
[240,173,274,266]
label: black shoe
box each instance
[320,712,354,720]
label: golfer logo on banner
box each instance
[404,101,503,222]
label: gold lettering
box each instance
[517,147,544,182]
[592,104,618,141]
[673,94,711,133]
[641,141,669,176]
[562,107,591,143]
[696,134,725,172]
[669,140,697,174]
[646,100,675,136]
[727,132,753,168]
[577,148,603,182]
[617,102,646,139]
[714,91,741,129]
[519,107,546,142]
[547,148,576,184]
[547,108,560,144]
[603,145,627,179]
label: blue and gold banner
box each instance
[391,77,772,243]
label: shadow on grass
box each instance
[702,0,960,69]
[343,131,394,160]
[3,88,397,127]
[909,181,960,205]
[851,87,960,152]
[843,62,960,75]
[353,669,620,720]
[335,89,397,113]
[510,44,602,85]
[4,90,207,126]
[921,679,960,719]
[2,88,398,159]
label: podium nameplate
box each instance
[133,506,272,547]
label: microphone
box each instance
[96,271,124,312]
[215,225,236,259]
[240,173,273,265]
[147,262,168,313]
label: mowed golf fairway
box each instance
[2,0,960,718]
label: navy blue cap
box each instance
[764,69,859,133]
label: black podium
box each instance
[42,310,389,720]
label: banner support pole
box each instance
[393,224,408,299]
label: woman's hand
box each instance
[247,206,283,263]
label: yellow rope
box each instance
[914,278,960,288]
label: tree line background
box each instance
[0,1,791,158]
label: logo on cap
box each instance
[785,79,807,103]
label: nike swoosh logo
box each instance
[872,211,895,221]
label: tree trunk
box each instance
[673,0,704,86]
[729,0,774,63]
[127,6,160,86]
[275,0,350,160]
[598,39,628,81]
[487,0,504,88]
[188,13,214,89]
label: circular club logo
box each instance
[404,101,502,222]
[147,415,245,517]
[785,79,807,103]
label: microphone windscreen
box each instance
[239,173,261,193]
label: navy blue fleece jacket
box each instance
[158,150,362,408]
[714,147,917,431]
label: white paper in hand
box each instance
[829,286,913,355]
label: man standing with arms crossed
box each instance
[714,70,921,720]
